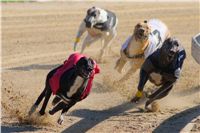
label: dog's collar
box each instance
[123,39,148,59]
[123,48,144,59]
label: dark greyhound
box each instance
[28,53,100,124]
[131,37,186,110]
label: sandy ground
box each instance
[1,1,200,133]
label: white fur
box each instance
[75,7,118,62]
[96,8,108,23]
[67,76,84,98]
[58,114,64,125]
[150,72,162,85]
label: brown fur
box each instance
[115,19,170,83]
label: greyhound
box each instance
[74,6,118,62]
[115,19,170,83]
[28,53,100,124]
[131,37,186,110]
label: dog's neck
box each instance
[127,35,149,55]
[66,75,86,98]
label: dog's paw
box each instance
[117,68,123,74]
[39,111,45,116]
[145,101,160,112]
[49,110,54,115]
[57,115,64,125]
[151,101,160,112]
[28,104,38,116]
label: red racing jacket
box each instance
[49,53,100,100]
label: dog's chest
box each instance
[87,28,103,37]
[67,76,85,98]
[149,72,163,86]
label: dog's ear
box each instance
[87,8,91,15]
[87,7,95,15]
[135,23,141,28]
[133,23,141,34]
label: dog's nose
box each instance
[86,21,92,28]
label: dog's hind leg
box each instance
[28,87,46,116]
[39,86,52,115]
[29,65,62,116]
[52,96,61,106]
[49,100,76,115]
[49,101,66,115]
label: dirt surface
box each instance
[1,1,200,133]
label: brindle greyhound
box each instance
[74,6,118,62]
[28,55,98,124]
[131,37,186,110]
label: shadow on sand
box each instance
[61,102,137,133]
[153,105,200,133]
[1,124,42,133]
[5,64,60,71]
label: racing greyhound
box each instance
[28,53,100,124]
[74,6,118,62]
[131,37,186,110]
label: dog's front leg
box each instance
[56,101,76,125]
[80,34,100,54]
[49,101,65,115]
[115,56,127,73]
[52,96,61,106]
[118,64,139,83]
[58,113,64,125]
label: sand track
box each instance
[1,1,200,133]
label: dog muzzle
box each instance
[85,16,96,28]
[135,29,149,41]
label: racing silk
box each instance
[137,46,186,91]
[49,53,100,100]
[145,19,169,58]
[150,46,186,78]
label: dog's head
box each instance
[160,37,180,65]
[76,57,94,78]
[84,6,101,28]
[133,20,151,42]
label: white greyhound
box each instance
[115,19,170,82]
[74,6,118,62]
